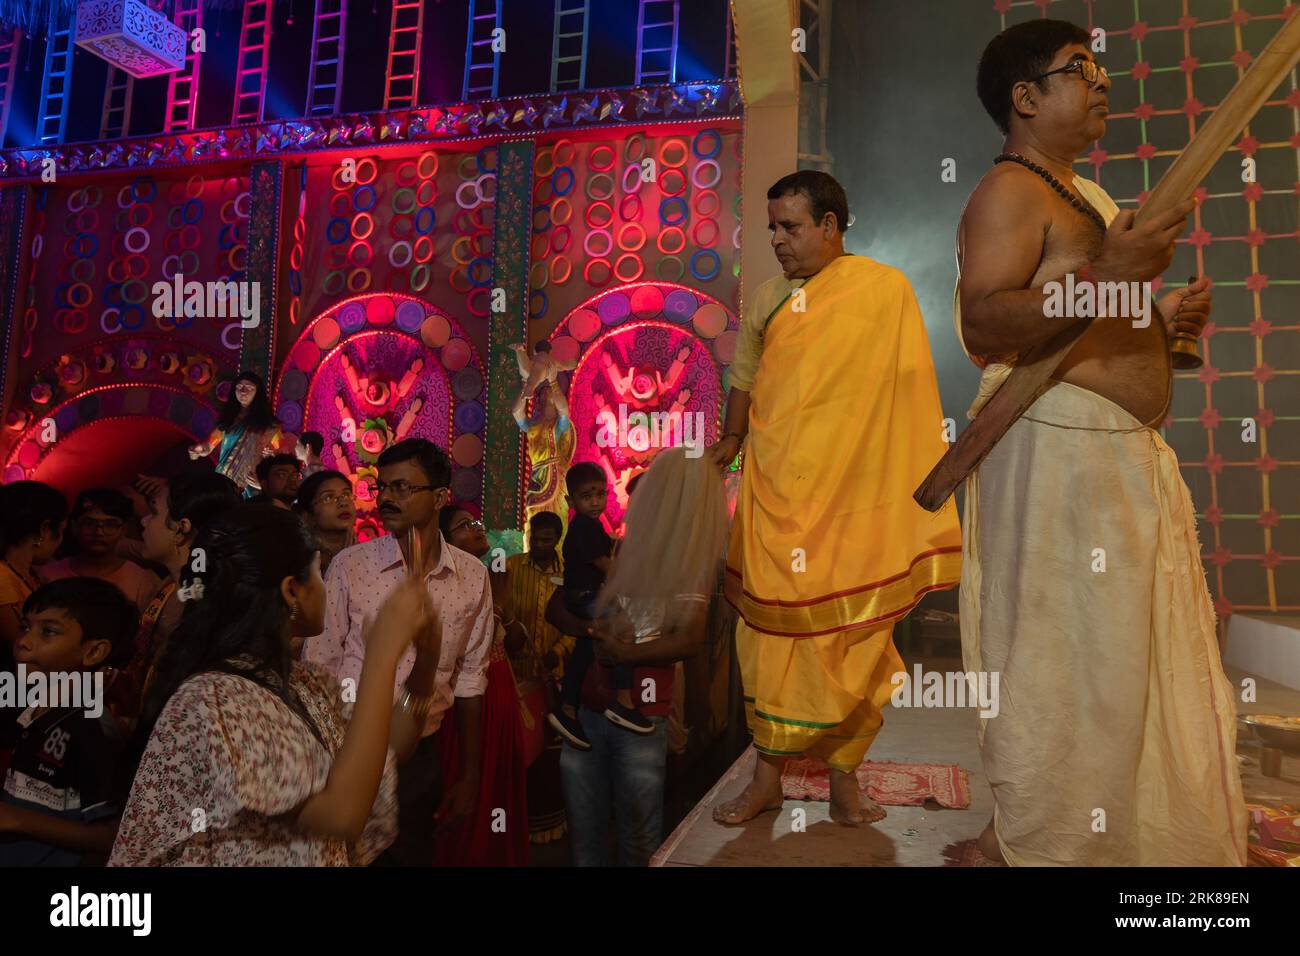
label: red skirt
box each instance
[432,655,530,866]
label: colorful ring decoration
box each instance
[352,184,377,212]
[621,163,643,194]
[414,206,436,235]
[326,217,350,243]
[583,228,613,259]
[468,257,494,287]
[456,180,482,208]
[691,130,722,160]
[551,224,572,253]
[550,255,573,285]
[617,221,647,252]
[352,212,375,240]
[534,147,556,178]
[410,262,432,292]
[552,139,576,166]
[551,196,573,225]
[415,179,436,205]
[387,240,414,270]
[656,256,685,281]
[553,166,575,196]
[585,200,614,230]
[396,161,419,186]
[619,194,643,222]
[533,176,554,205]
[691,159,722,189]
[583,258,612,287]
[413,235,435,263]
[614,254,644,283]
[659,197,688,226]
[690,249,721,281]
[417,151,440,179]
[623,132,647,162]
[529,262,549,289]
[589,144,616,171]
[693,218,719,248]
[693,188,720,218]
[658,138,689,169]
[392,188,417,214]
[354,158,378,185]
[585,171,615,201]
[660,167,687,197]
[529,289,548,319]
[656,225,686,255]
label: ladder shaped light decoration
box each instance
[99,67,134,139]
[550,0,588,93]
[37,6,75,145]
[463,0,502,101]
[164,0,203,132]
[383,0,424,110]
[635,0,679,85]
[0,29,21,146]
[306,0,348,116]
[232,0,273,124]
[74,0,186,78]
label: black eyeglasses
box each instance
[1032,60,1108,86]
[374,480,442,501]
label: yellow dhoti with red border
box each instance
[725,255,962,771]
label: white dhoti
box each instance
[961,381,1247,866]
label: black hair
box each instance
[529,511,562,538]
[438,502,474,539]
[625,472,645,498]
[23,577,139,664]
[377,438,452,488]
[977,19,1092,134]
[766,170,850,232]
[0,480,68,549]
[534,341,552,354]
[215,371,277,433]
[71,487,133,523]
[140,503,319,741]
[166,471,242,536]
[296,469,350,513]
[256,453,300,487]
[299,431,324,456]
[565,461,606,495]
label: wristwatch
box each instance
[398,686,438,719]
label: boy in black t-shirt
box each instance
[548,462,652,750]
[0,578,137,865]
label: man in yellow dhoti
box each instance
[958,21,1246,865]
[710,171,962,825]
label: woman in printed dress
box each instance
[189,372,284,497]
[433,503,530,866]
[109,503,439,866]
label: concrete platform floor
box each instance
[651,654,1300,867]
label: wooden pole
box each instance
[914,12,1300,513]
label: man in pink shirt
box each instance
[303,439,494,865]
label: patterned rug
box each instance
[781,758,972,809]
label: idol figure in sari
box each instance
[189,372,283,496]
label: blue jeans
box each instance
[560,708,667,866]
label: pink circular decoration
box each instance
[629,285,664,319]
[312,317,341,350]
[292,338,322,371]
[714,330,739,364]
[18,440,42,468]
[366,296,396,326]
[550,335,579,366]
[693,303,728,339]
[452,433,483,467]
[442,338,471,371]
[420,314,451,348]
[568,308,601,343]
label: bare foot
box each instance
[713,755,784,826]
[828,768,886,827]
[976,820,1005,863]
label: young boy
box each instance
[0,578,138,865]
[548,462,652,750]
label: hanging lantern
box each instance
[74,0,187,79]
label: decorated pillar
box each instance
[484,139,534,529]
[240,160,282,381]
[0,185,26,440]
